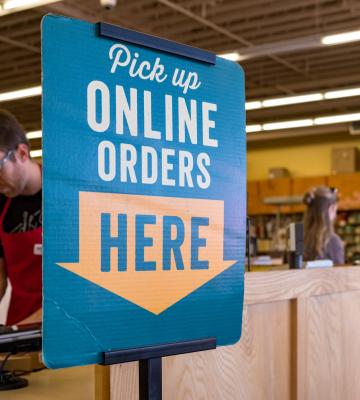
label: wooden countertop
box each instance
[103,266,360,400]
[6,267,360,400]
[244,265,360,305]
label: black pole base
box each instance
[289,252,303,269]
[0,371,28,391]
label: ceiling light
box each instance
[30,149,42,158]
[263,119,314,131]
[0,86,41,102]
[324,87,360,100]
[247,111,360,134]
[314,113,360,125]
[0,0,60,14]
[321,30,360,45]
[246,85,360,110]
[262,93,323,108]
[218,52,241,62]
[26,130,42,140]
[246,125,262,133]
[245,101,262,111]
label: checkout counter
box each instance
[2,266,360,400]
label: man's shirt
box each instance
[0,190,42,257]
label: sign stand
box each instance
[101,338,216,400]
[96,22,218,400]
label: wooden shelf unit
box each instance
[248,172,360,215]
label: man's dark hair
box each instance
[0,109,30,152]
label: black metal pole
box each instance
[139,357,162,400]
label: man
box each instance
[0,110,42,325]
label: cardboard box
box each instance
[268,167,290,179]
[331,147,360,174]
[0,352,44,372]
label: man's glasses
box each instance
[0,149,14,172]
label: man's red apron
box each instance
[0,197,42,325]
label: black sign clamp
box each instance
[98,22,216,65]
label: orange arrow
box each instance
[58,192,236,314]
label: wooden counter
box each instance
[97,266,360,400]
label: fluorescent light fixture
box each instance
[0,86,41,102]
[218,52,241,62]
[26,130,42,140]
[3,0,37,9]
[263,119,314,131]
[324,87,360,100]
[245,101,262,110]
[30,149,42,158]
[246,125,262,133]
[1,0,60,13]
[322,30,360,45]
[314,112,360,125]
[247,111,360,133]
[246,85,360,110]
[262,93,323,108]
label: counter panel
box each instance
[97,267,360,400]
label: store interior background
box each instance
[0,0,359,273]
[0,2,359,399]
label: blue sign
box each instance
[42,15,246,368]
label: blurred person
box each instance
[303,186,344,265]
[0,110,42,325]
